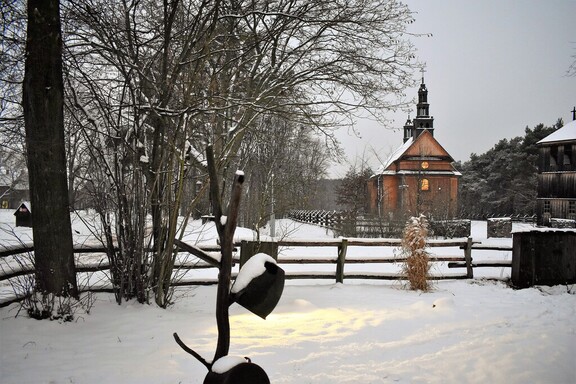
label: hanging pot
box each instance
[230,253,285,319]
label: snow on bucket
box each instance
[230,253,285,319]
[203,356,270,384]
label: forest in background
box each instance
[456,120,562,218]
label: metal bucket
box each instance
[230,260,285,319]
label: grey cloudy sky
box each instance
[329,0,576,178]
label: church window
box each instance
[569,201,575,215]
[420,178,430,191]
[544,200,550,213]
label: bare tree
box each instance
[337,165,373,215]
[59,0,421,306]
[0,0,26,152]
[23,0,78,318]
[239,114,333,233]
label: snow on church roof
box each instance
[537,119,576,144]
[373,137,413,175]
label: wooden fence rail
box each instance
[0,238,512,307]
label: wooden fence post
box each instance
[464,237,474,279]
[336,239,348,283]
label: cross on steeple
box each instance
[420,67,426,83]
[571,106,576,121]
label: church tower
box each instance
[402,73,434,143]
[412,74,434,139]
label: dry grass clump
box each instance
[401,215,431,291]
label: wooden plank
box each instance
[276,239,471,248]
[0,245,34,257]
[448,261,512,268]
[275,256,465,264]
[174,239,221,268]
[0,266,34,280]
[470,245,512,251]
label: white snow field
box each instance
[0,211,575,383]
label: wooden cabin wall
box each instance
[536,199,576,225]
[538,173,576,198]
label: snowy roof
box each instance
[537,119,576,145]
[373,138,413,175]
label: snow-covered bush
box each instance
[401,215,431,291]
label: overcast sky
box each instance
[328,0,576,178]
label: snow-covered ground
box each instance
[1,211,575,383]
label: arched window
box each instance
[421,178,430,191]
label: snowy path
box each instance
[1,281,574,383]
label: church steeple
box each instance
[412,69,434,139]
[403,115,413,143]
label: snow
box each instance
[512,226,576,233]
[537,119,576,144]
[211,355,248,374]
[231,253,277,294]
[235,170,244,176]
[373,137,413,175]
[1,213,575,383]
[488,217,511,222]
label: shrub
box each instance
[401,215,431,291]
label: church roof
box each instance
[537,119,576,145]
[374,137,414,175]
[372,130,459,177]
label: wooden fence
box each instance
[0,238,513,307]
[286,210,472,238]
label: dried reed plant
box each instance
[401,215,431,291]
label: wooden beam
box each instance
[173,239,220,268]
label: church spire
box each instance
[403,115,413,143]
[412,69,434,139]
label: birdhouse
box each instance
[14,202,32,227]
[230,253,285,319]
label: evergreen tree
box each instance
[458,121,561,218]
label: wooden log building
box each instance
[367,76,461,219]
[536,109,576,226]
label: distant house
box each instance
[368,77,461,219]
[536,110,576,225]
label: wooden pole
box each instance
[206,145,245,362]
[336,239,348,283]
[464,237,474,279]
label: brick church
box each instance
[367,76,461,219]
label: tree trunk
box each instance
[23,0,78,299]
